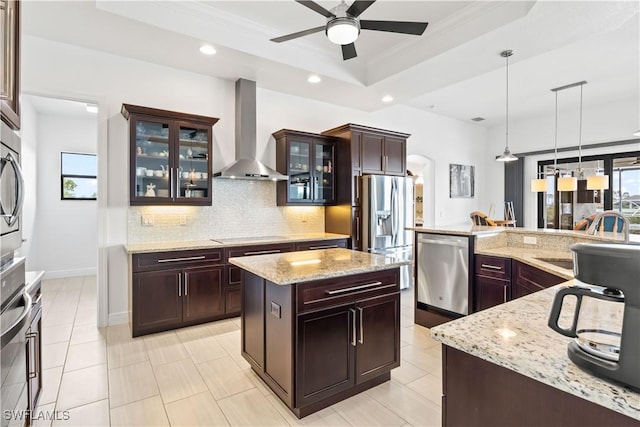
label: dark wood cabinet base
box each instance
[415,304,460,328]
[443,345,639,427]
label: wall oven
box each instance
[1,258,30,427]
[0,120,24,267]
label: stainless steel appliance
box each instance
[361,175,414,290]
[1,258,30,427]
[548,243,640,391]
[1,120,24,267]
[416,233,470,315]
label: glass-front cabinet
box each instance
[122,104,218,206]
[273,129,335,206]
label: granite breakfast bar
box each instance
[431,282,640,426]
[228,248,410,418]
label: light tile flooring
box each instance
[34,276,442,427]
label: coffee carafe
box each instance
[548,243,640,391]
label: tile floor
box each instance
[33,276,442,427]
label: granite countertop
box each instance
[123,232,350,254]
[407,224,500,236]
[431,281,640,420]
[228,247,410,285]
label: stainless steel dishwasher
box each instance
[416,233,470,315]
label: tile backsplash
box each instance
[128,180,324,242]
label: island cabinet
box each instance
[121,104,219,206]
[322,124,410,250]
[273,129,336,206]
[1,0,20,129]
[131,249,225,337]
[25,272,43,425]
[473,255,565,312]
[242,268,401,418]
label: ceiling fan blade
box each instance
[341,43,357,60]
[346,1,376,17]
[270,26,325,43]
[295,0,336,18]
[360,20,428,35]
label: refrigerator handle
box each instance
[390,179,398,246]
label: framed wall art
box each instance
[449,163,475,198]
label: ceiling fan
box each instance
[270,0,429,60]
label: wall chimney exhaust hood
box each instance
[214,79,288,181]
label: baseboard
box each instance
[43,267,97,279]
[108,311,129,326]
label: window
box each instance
[61,152,97,200]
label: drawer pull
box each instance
[357,307,364,344]
[308,245,339,250]
[481,264,503,271]
[244,250,281,256]
[349,308,356,346]
[157,255,206,263]
[325,281,383,296]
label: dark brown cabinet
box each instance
[131,249,225,336]
[473,255,565,312]
[1,0,20,129]
[242,267,400,418]
[322,124,410,250]
[512,260,566,299]
[26,277,42,425]
[122,104,219,206]
[473,255,511,312]
[273,129,336,206]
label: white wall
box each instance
[22,35,490,324]
[15,100,38,269]
[486,96,640,227]
[31,113,98,278]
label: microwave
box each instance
[0,120,24,267]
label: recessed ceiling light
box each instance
[307,75,321,84]
[199,44,216,55]
[382,95,394,103]
[85,104,98,113]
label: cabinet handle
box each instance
[357,307,364,344]
[157,255,206,263]
[185,274,189,296]
[175,168,180,199]
[244,249,281,256]
[325,281,383,296]
[178,275,182,297]
[308,245,338,250]
[349,308,356,346]
[503,286,508,303]
[169,168,174,199]
[481,264,503,271]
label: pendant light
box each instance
[587,160,609,190]
[496,50,517,162]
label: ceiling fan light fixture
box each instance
[326,17,360,45]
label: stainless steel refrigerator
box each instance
[361,175,414,290]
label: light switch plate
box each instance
[141,215,154,227]
[270,301,281,318]
[523,236,537,245]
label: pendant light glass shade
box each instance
[558,176,577,192]
[586,175,609,190]
[530,178,548,192]
[496,50,517,162]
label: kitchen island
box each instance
[228,248,410,418]
[431,282,640,426]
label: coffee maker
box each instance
[548,243,640,391]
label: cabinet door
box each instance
[355,293,400,383]
[288,140,313,203]
[474,275,509,312]
[176,123,211,203]
[361,133,384,174]
[183,265,224,323]
[296,304,356,407]
[26,307,42,416]
[0,0,20,129]
[131,117,173,203]
[132,270,183,337]
[351,206,361,251]
[224,286,241,315]
[512,261,564,300]
[313,141,335,203]
[383,137,406,176]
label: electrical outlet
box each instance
[141,215,154,227]
[179,215,187,226]
[270,302,281,318]
[523,236,537,245]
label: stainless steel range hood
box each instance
[214,79,288,181]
